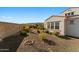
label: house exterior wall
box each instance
[61,8,79,16]
[66,17,79,37]
[44,21,48,29]
[61,7,79,37]
[44,16,66,35]
[44,7,79,37]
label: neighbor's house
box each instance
[44,7,79,37]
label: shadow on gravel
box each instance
[43,39,56,46]
[57,36,71,40]
[57,35,79,40]
[0,32,25,52]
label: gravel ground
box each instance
[17,32,79,52]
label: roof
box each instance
[45,15,79,22]
[45,15,65,21]
[61,7,79,14]
[45,7,79,22]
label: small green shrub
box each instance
[20,30,27,36]
[22,26,30,33]
[37,30,40,33]
[20,26,28,36]
[37,24,44,30]
[44,30,49,34]
[39,33,46,40]
[53,32,60,36]
[49,32,53,35]
[24,28,29,33]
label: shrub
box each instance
[24,28,29,33]
[37,26,44,30]
[49,32,53,35]
[44,30,49,34]
[29,25,33,28]
[20,30,27,36]
[36,24,44,30]
[22,26,29,33]
[29,25,37,29]
[20,26,29,36]
[37,30,40,33]
[39,32,46,40]
[53,32,60,36]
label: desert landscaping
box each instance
[0,22,79,52]
[16,24,79,52]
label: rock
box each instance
[0,39,3,42]
[24,40,35,46]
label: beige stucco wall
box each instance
[44,22,48,29]
[66,17,79,37]
[61,8,79,16]
[44,8,79,37]
[0,22,21,39]
[44,16,66,35]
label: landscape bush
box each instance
[35,24,44,30]
[39,32,46,40]
[22,26,30,33]
[37,25,44,30]
[49,32,53,35]
[29,25,37,29]
[44,30,49,34]
[24,28,29,33]
[39,32,56,46]
[20,26,29,36]
[37,30,40,33]
[53,31,60,36]
[20,30,27,36]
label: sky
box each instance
[0,7,69,24]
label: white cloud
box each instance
[0,16,43,24]
[0,16,19,23]
[1,16,15,19]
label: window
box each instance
[47,22,50,28]
[65,12,74,16]
[70,20,74,24]
[68,13,70,16]
[55,21,59,29]
[47,21,60,29]
[65,14,67,16]
[71,12,74,16]
[65,13,69,16]
[51,22,54,29]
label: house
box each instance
[44,7,79,37]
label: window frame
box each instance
[54,21,60,29]
[71,12,74,16]
[69,20,74,24]
[51,22,54,29]
[47,22,50,29]
[65,12,74,16]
